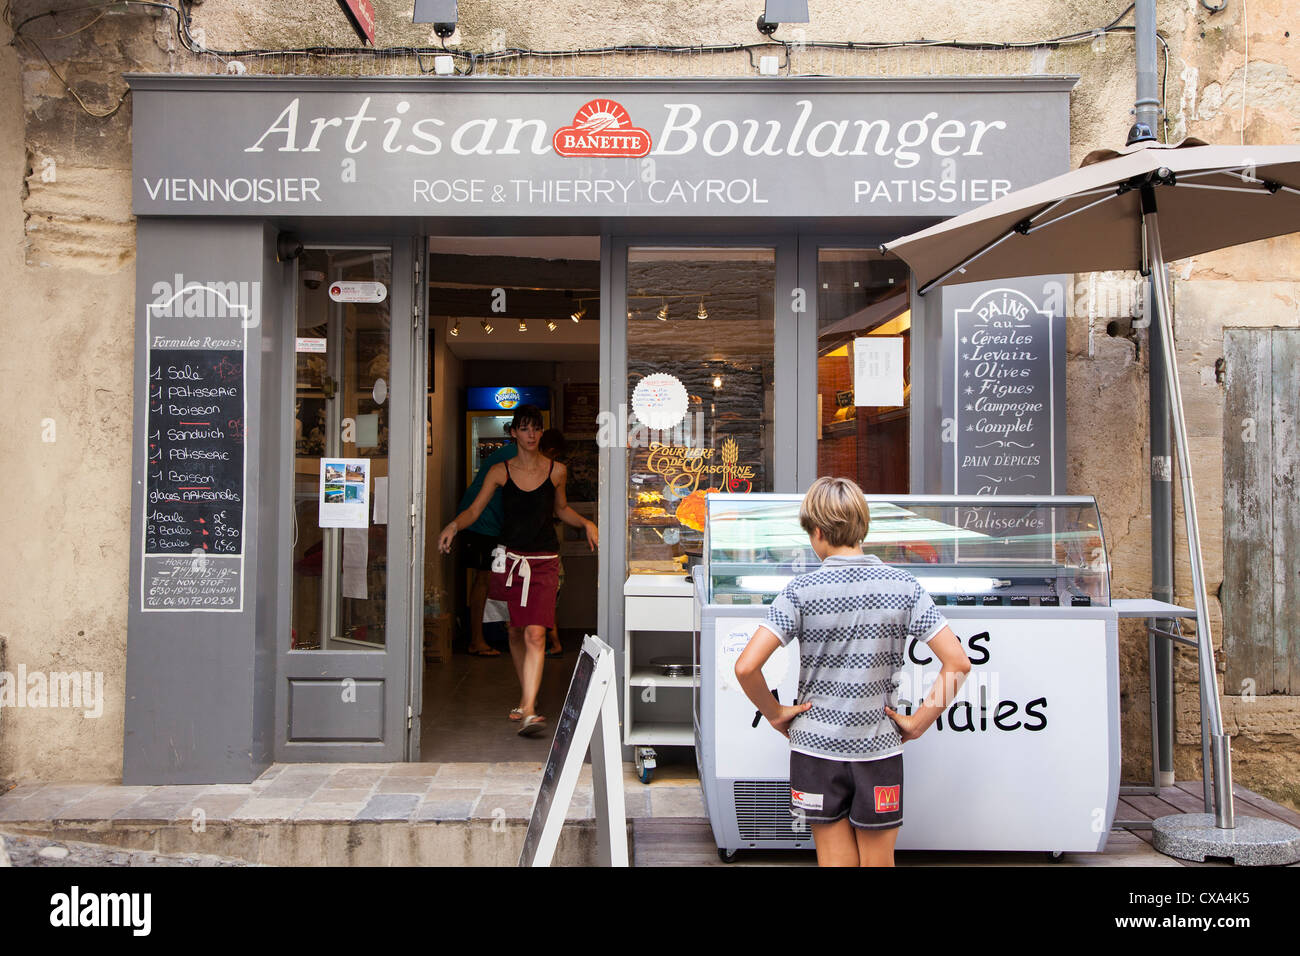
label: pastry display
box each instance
[674,487,720,532]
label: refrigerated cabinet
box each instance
[694,493,1120,859]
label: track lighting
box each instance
[546,319,558,332]
[657,301,669,321]
[517,318,527,332]
[449,318,460,337]
[697,299,708,320]
[571,306,585,323]
[481,318,494,334]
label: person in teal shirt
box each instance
[457,442,516,656]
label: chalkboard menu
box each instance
[949,286,1063,497]
[142,334,246,611]
[519,647,597,867]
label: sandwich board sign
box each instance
[519,634,628,867]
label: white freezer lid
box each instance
[1112,598,1196,618]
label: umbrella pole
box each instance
[1141,187,1235,829]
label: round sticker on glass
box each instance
[632,373,688,431]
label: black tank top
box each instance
[500,460,559,552]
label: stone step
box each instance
[0,817,614,866]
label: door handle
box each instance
[323,374,337,399]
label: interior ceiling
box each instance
[430,236,601,362]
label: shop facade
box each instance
[123,75,1074,782]
[4,2,1298,808]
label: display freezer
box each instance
[693,493,1120,860]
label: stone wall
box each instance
[3,0,1296,809]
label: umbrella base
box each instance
[1152,813,1300,866]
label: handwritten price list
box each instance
[142,347,244,610]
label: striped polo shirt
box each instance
[763,553,947,761]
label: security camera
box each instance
[302,270,325,290]
[276,233,303,262]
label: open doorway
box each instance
[420,236,601,761]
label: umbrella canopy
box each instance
[884,141,1300,293]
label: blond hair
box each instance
[799,476,870,548]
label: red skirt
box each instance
[489,550,560,629]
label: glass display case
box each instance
[702,493,1110,608]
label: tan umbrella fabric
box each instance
[883,141,1300,291]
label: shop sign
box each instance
[646,438,756,497]
[553,100,652,157]
[328,280,386,303]
[129,78,1073,218]
[340,0,376,45]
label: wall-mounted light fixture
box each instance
[757,0,808,36]
[412,0,457,37]
[712,374,724,389]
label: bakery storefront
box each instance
[124,75,1074,783]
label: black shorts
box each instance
[460,531,498,571]
[789,750,903,830]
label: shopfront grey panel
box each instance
[129,76,1072,220]
[125,218,281,784]
[288,680,385,741]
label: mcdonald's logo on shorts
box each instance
[874,785,900,813]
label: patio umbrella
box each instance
[883,139,1300,860]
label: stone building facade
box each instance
[1,1,1297,809]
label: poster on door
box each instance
[319,458,370,528]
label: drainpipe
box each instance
[1130,0,1176,790]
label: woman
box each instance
[438,406,597,737]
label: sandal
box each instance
[518,714,547,737]
[508,707,523,721]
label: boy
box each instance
[735,476,971,867]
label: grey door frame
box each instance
[273,237,416,762]
[604,234,799,727]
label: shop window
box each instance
[816,249,911,493]
[625,247,776,577]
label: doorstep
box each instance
[0,761,704,867]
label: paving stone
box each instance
[374,775,434,796]
[385,763,441,777]
[258,776,331,799]
[649,788,706,818]
[228,798,310,822]
[416,788,481,822]
[321,769,385,790]
[306,788,372,805]
[433,763,492,787]
[181,793,254,824]
[472,793,535,821]
[355,794,420,822]
[294,803,365,821]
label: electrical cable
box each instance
[7,1,1168,116]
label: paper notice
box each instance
[342,527,368,600]
[320,457,369,528]
[853,336,905,407]
[373,476,388,525]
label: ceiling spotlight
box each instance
[517,318,527,332]
[480,318,494,334]
[571,305,586,323]
[697,299,708,320]
[657,301,669,321]
[449,318,460,337]
[546,319,558,332]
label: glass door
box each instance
[275,242,417,761]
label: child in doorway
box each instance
[734,476,972,866]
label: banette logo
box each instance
[552,99,652,158]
